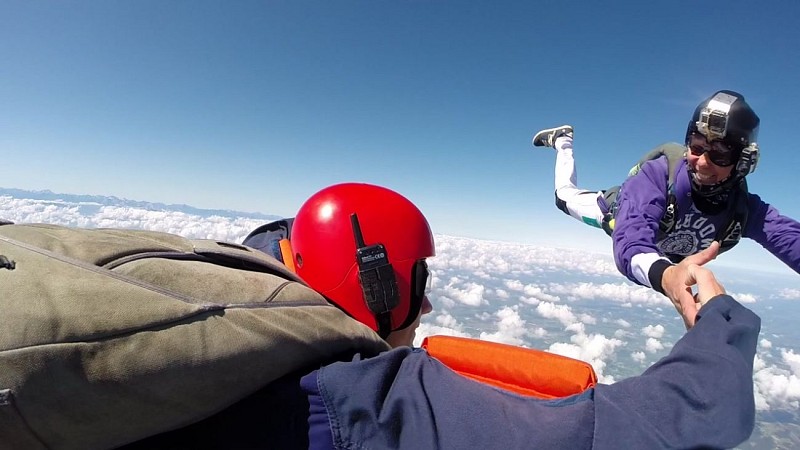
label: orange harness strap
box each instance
[278,238,296,273]
[421,335,597,399]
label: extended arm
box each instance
[612,157,672,287]
[745,192,800,274]
[593,295,760,449]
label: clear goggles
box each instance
[413,259,432,300]
[688,133,737,167]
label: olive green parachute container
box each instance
[0,224,390,450]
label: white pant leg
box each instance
[553,136,605,228]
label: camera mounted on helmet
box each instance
[696,92,736,142]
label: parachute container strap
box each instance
[623,143,686,236]
[627,143,685,178]
[660,143,686,186]
[601,186,621,237]
[659,190,678,234]
[659,143,685,234]
[716,179,749,251]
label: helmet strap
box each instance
[374,312,393,339]
[278,239,296,273]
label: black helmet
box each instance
[685,90,760,197]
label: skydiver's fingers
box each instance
[677,286,699,329]
[662,265,697,328]
[686,264,725,308]
[683,241,721,267]
[666,242,723,330]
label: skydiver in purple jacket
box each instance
[532,90,800,326]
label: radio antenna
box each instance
[350,213,366,247]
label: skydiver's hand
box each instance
[661,241,721,329]
[685,264,726,309]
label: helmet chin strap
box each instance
[687,165,738,200]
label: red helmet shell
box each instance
[290,183,435,332]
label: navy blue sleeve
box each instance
[302,371,334,450]
[303,296,759,450]
[304,349,597,450]
[593,295,760,449]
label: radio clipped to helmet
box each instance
[351,213,399,337]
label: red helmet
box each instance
[290,183,435,337]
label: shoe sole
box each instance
[532,125,573,147]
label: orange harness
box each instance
[421,335,597,399]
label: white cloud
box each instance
[518,295,541,306]
[579,313,597,325]
[476,312,492,321]
[0,197,262,243]
[432,234,619,278]
[504,280,525,291]
[436,296,457,309]
[778,288,800,300]
[549,331,624,384]
[530,327,548,338]
[645,338,664,354]
[642,324,665,339]
[785,349,800,376]
[616,318,632,328]
[753,350,800,411]
[479,307,529,347]
[414,323,470,347]
[441,280,486,307]
[614,329,631,339]
[522,284,560,302]
[565,322,585,335]
[760,339,773,349]
[502,279,560,304]
[536,301,577,327]
[729,291,758,304]
[631,351,646,363]
[548,281,666,306]
[494,289,509,299]
[434,313,462,330]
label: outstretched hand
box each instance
[686,263,726,309]
[661,241,725,329]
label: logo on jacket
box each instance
[659,211,720,256]
[659,231,698,256]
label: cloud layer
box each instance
[3,193,800,444]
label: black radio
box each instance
[351,214,399,321]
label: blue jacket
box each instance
[302,295,760,450]
[613,156,800,287]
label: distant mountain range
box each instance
[0,187,282,221]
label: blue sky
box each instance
[2,1,800,275]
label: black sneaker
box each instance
[532,125,574,148]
